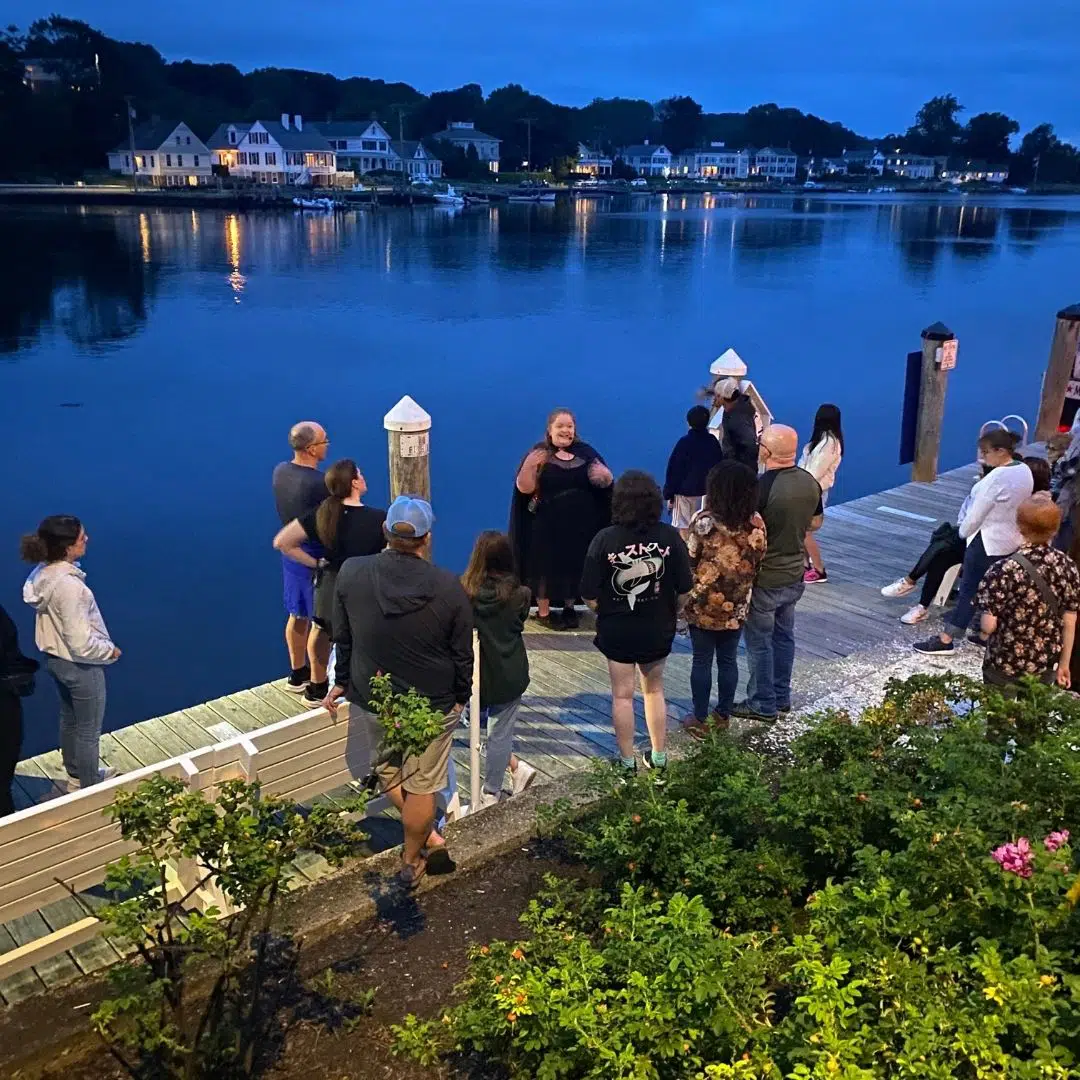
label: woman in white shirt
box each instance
[914,430,1033,655]
[799,404,843,584]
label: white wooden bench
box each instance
[0,634,487,987]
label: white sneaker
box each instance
[478,790,502,809]
[882,578,916,599]
[900,604,929,625]
[65,767,117,792]
[510,759,538,796]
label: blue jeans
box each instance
[439,698,523,821]
[46,656,107,787]
[946,533,1001,635]
[742,581,804,716]
[689,626,741,720]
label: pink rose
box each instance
[1044,830,1071,853]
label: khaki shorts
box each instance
[671,495,703,530]
[358,706,459,796]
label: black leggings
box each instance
[910,540,965,608]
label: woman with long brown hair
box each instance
[273,459,385,702]
[456,530,536,806]
[509,409,613,630]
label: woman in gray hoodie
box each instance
[21,515,120,791]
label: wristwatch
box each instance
[316,558,330,571]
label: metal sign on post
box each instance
[935,338,958,370]
[399,431,429,459]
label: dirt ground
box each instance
[33,844,576,1080]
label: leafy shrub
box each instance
[394,674,1080,1078]
[90,776,368,1079]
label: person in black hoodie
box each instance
[461,531,537,807]
[663,405,724,539]
[323,495,472,889]
[713,378,760,471]
[0,603,38,817]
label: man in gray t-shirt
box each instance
[733,425,822,721]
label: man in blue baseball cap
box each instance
[323,494,473,889]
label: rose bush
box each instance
[394,674,1080,1078]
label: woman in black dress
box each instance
[510,409,613,629]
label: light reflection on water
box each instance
[0,193,1077,746]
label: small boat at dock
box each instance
[292,196,336,211]
[433,184,466,207]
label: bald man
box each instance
[733,424,822,722]
[272,421,331,698]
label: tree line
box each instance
[1,17,1077,184]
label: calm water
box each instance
[2,193,1079,752]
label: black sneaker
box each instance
[613,757,638,780]
[913,637,954,654]
[731,702,778,723]
[303,680,329,704]
[560,606,580,630]
[778,704,792,715]
[966,632,988,648]
[286,665,310,694]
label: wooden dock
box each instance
[0,461,982,1003]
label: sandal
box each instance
[398,860,428,890]
[423,845,457,876]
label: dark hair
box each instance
[462,530,526,606]
[808,403,844,457]
[704,461,759,531]
[979,429,1020,455]
[20,515,83,563]
[686,405,710,431]
[314,458,358,551]
[543,408,578,453]
[611,470,662,532]
[1023,456,1051,494]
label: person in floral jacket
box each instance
[683,461,767,736]
[976,495,1080,689]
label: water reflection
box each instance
[0,196,1075,358]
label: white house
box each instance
[576,143,613,176]
[107,121,213,187]
[206,115,337,186]
[751,147,798,181]
[389,140,443,179]
[430,121,501,173]
[941,159,1009,184]
[880,152,937,180]
[315,120,394,173]
[619,142,672,177]
[673,143,750,179]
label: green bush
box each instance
[394,674,1080,1078]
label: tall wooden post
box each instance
[384,395,431,501]
[1034,304,1080,441]
[912,321,956,483]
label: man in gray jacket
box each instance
[323,495,472,889]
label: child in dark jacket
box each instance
[664,406,724,538]
[451,531,537,810]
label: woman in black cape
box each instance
[509,408,613,629]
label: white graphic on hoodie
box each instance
[607,542,669,610]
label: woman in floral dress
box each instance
[683,461,767,736]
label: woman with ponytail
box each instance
[274,460,386,701]
[21,515,120,791]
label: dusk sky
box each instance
[8,0,1078,140]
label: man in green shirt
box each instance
[733,425,822,721]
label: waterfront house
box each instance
[106,120,213,186]
[751,147,798,182]
[576,143,613,176]
[429,121,501,173]
[940,159,1009,184]
[388,141,443,180]
[21,59,63,92]
[880,152,937,180]
[816,157,849,176]
[618,141,673,177]
[314,119,394,173]
[673,143,750,180]
[839,148,880,173]
[206,115,337,186]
